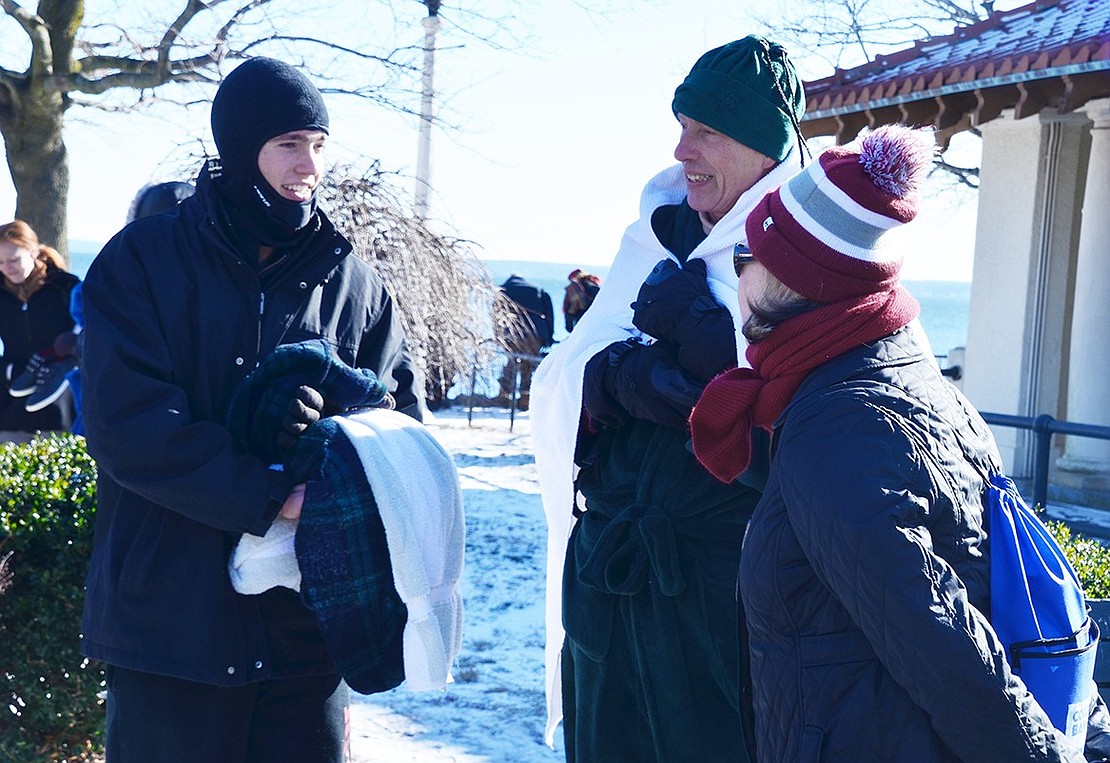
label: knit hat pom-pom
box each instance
[858,125,934,198]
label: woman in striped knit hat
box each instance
[690,124,1110,763]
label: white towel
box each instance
[530,154,802,745]
[229,516,302,594]
[337,409,465,692]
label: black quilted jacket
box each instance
[739,327,1075,762]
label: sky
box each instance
[0,0,993,281]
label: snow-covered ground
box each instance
[350,406,566,762]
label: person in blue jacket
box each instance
[80,58,420,763]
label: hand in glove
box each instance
[278,385,326,450]
[582,339,704,430]
[631,258,737,381]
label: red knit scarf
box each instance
[690,286,920,483]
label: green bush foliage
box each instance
[1046,519,1110,600]
[0,434,102,762]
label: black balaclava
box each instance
[210,57,330,247]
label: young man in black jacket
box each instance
[80,58,421,762]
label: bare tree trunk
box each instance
[0,0,80,263]
[0,86,70,262]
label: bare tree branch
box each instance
[931,155,979,188]
[2,0,54,86]
[237,34,422,71]
[0,0,607,274]
[754,0,988,70]
[66,68,216,95]
[756,0,990,185]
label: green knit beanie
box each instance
[672,36,805,162]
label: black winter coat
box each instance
[500,274,555,348]
[0,264,78,371]
[739,327,1071,762]
[0,264,79,431]
[80,168,421,685]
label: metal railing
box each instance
[466,350,544,432]
[979,412,1110,507]
[461,350,1110,497]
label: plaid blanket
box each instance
[227,339,405,694]
[286,419,406,694]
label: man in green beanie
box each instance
[531,36,805,761]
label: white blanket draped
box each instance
[530,154,801,745]
[229,408,465,693]
[337,410,465,693]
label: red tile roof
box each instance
[802,0,1109,138]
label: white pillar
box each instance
[1058,98,1110,475]
[963,109,1089,476]
[414,13,440,220]
[963,113,1046,473]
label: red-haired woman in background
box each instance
[0,220,80,440]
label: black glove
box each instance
[631,258,737,381]
[278,385,325,450]
[582,339,704,430]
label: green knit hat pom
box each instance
[672,35,805,162]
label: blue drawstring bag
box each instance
[988,473,1099,749]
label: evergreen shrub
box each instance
[0,434,102,762]
[1045,519,1110,600]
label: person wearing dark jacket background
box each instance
[498,273,555,409]
[562,269,602,333]
[66,181,197,437]
[690,124,1110,762]
[0,219,80,439]
[80,57,420,763]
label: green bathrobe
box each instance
[561,200,761,762]
[564,417,759,762]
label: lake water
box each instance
[483,260,971,357]
[69,245,970,357]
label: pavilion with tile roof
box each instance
[801,0,1110,507]
[801,0,1108,142]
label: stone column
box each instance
[964,109,1088,476]
[1058,99,1110,477]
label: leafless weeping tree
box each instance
[318,164,536,407]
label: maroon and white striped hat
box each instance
[745,124,935,303]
